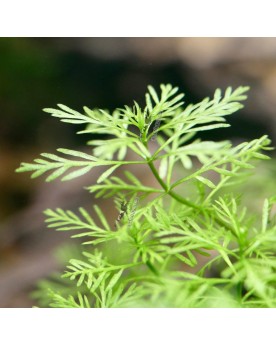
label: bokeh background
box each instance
[0,37,276,307]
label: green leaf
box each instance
[159,158,168,179]
[57,148,97,161]
[62,166,92,181]
[148,85,159,104]
[262,199,269,233]
[195,176,216,189]
[46,167,68,182]
[97,164,120,183]
[106,269,124,292]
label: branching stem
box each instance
[146,156,237,236]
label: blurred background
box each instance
[0,37,276,307]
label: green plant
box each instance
[17,84,276,308]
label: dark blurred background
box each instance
[0,37,276,307]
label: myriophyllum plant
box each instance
[17,84,276,307]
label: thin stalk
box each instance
[147,160,201,210]
[146,157,236,235]
[146,260,160,276]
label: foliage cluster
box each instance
[17,84,276,307]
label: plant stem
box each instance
[237,281,243,302]
[146,260,160,276]
[147,160,201,210]
[147,158,236,234]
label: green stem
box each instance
[147,161,168,191]
[147,158,236,234]
[237,281,243,302]
[145,260,160,276]
[147,160,202,210]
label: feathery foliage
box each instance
[17,84,276,307]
